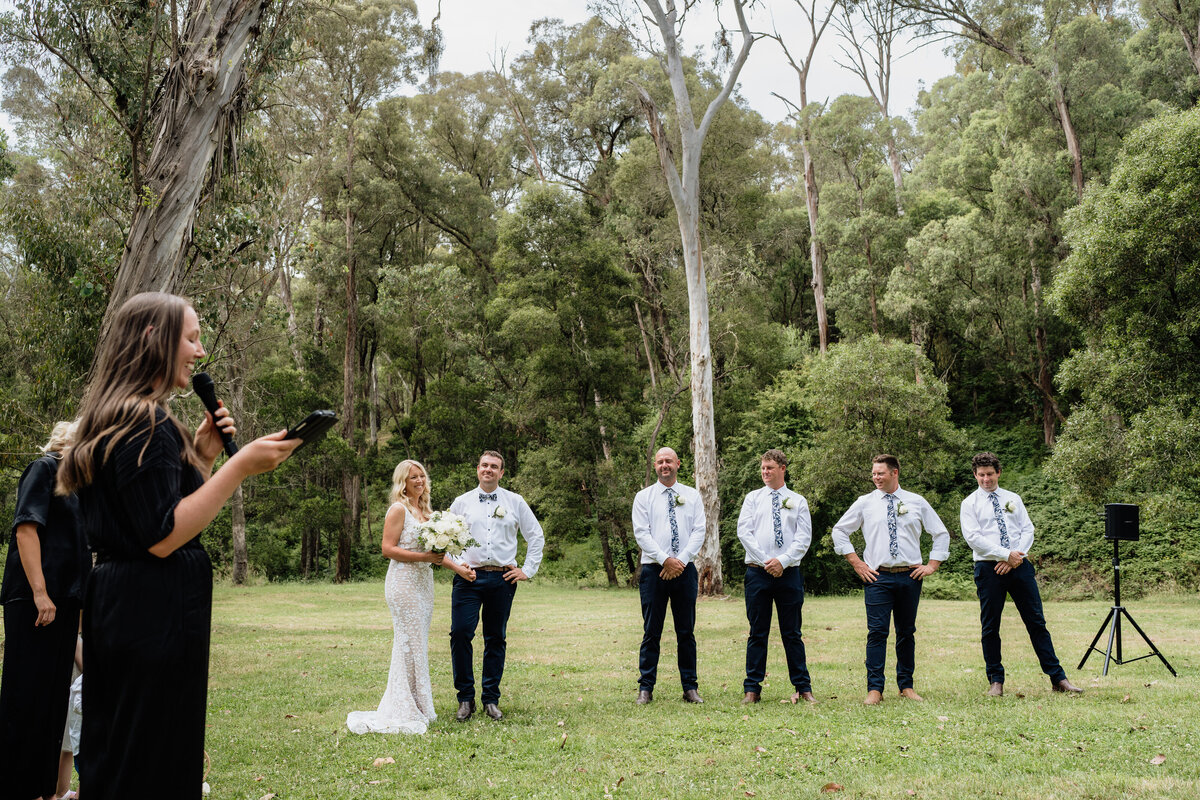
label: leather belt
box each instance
[877,565,919,573]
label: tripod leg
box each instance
[1078,607,1116,670]
[1118,608,1178,677]
[1102,607,1119,676]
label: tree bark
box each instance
[98,0,272,348]
[338,118,359,583]
[231,486,248,584]
[632,0,754,596]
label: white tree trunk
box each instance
[99,0,271,344]
[634,0,755,595]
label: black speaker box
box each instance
[1104,503,1139,541]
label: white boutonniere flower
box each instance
[492,506,508,519]
[1003,500,1014,514]
[896,501,909,516]
[781,496,796,510]
[674,494,685,506]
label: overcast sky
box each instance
[1,0,957,144]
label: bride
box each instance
[347,459,475,734]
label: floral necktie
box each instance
[989,492,1010,548]
[884,493,899,559]
[771,490,783,548]
[665,487,680,555]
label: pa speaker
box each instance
[1104,503,1139,541]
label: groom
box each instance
[448,450,544,722]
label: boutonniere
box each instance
[492,506,508,519]
[781,496,796,510]
[896,501,909,516]
[673,494,685,507]
[1003,500,1014,514]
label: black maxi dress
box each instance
[0,454,89,800]
[78,410,211,800]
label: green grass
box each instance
[5,581,1197,798]
[194,582,1200,799]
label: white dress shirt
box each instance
[449,486,544,578]
[632,480,706,566]
[737,485,812,569]
[831,487,950,570]
[960,486,1034,562]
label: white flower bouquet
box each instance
[417,511,479,556]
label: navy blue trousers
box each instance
[974,560,1067,684]
[743,565,811,694]
[863,570,922,692]
[450,570,517,705]
[638,562,698,691]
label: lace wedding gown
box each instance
[347,507,437,734]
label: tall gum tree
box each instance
[598,0,756,595]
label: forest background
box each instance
[1,0,1198,599]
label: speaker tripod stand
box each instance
[1078,538,1176,676]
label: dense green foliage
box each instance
[2,3,1199,595]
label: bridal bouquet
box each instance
[417,511,478,556]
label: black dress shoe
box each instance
[636,689,653,704]
[455,700,475,721]
[682,689,704,704]
[484,702,504,720]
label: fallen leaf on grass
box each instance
[822,783,844,793]
[372,757,395,767]
[260,795,276,800]
[1120,695,1131,703]
[1150,754,1167,765]
[704,758,715,765]
[557,720,565,727]
[755,746,767,753]
[560,732,568,750]
[254,776,264,782]
[285,714,297,719]
[368,780,381,785]
[936,716,949,722]
[745,792,757,797]
[907,791,916,797]
[576,767,587,773]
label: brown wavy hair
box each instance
[57,292,201,494]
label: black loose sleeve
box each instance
[109,418,188,552]
[11,457,55,534]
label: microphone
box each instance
[191,371,239,456]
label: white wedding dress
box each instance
[347,507,437,734]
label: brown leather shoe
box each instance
[1052,678,1083,694]
[484,702,504,720]
[636,689,653,705]
[898,688,924,701]
[742,691,760,704]
[682,689,704,704]
[455,700,475,721]
[792,690,817,704]
[863,690,883,705]
[986,682,1004,697]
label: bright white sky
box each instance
[1,0,957,143]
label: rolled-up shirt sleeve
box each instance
[831,498,865,556]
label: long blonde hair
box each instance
[58,292,201,494]
[390,459,432,518]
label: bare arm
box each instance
[381,504,440,564]
[14,523,56,625]
[148,431,300,558]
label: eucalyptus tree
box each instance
[768,0,839,354]
[301,0,425,580]
[1,0,304,350]
[595,0,756,596]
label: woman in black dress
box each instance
[56,292,299,800]
[0,421,90,800]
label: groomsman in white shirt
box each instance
[960,452,1082,696]
[831,454,950,705]
[448,451,545,722]
[736,449,816,705]
[631,447,707,704]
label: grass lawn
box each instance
[197,580,1200,799]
